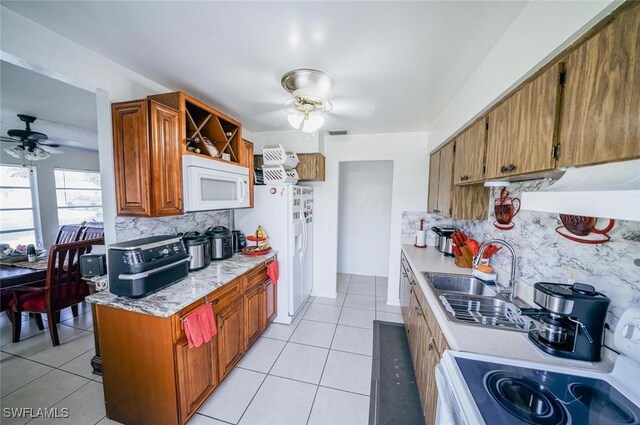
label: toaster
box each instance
[108,235,190,298]
[80,253,107,277]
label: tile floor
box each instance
[0,274,402,425]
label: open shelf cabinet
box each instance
[149,92,242,164]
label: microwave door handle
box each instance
[238,177,246,203]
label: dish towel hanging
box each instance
[183,303,217,349]
[267,260,279,285]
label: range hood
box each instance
[521,159,640,221]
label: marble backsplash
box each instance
[114,210,231,242]
[402,179,640,329]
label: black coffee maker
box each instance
[232,230,247,253]
[523,282,610,362]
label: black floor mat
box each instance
[369,320,425,425]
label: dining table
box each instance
[0,257,48,290]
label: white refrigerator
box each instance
[235,185,313,324]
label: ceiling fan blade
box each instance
[39,145,65,154]
[0,137,19,143]
[37,140,61,147]
[329,98,378,120]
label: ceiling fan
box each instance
[1,114,63,161]
[281,69,334,134]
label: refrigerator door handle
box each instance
[301,212,307,262]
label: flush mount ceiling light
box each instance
[281,69,333,133]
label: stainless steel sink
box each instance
[422,272,498,297]
[438,293,536,332]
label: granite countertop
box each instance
[401,244,614,372]
[85,251,277,318]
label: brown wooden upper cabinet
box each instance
[485,64,561,179]
[240,139,255,208]
[112,99,182,217]
[559,2,640,167]
[453,118,487,185]
[427,144,453,216]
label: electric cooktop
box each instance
[455,357,640,425]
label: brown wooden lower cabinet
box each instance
[399,253,450,425]
[96,260,276,425]
[175,336,217,420]
[215,296,245,380]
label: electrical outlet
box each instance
[567,267,580,283]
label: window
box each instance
[0,165,39,247]
[55,169,103,226]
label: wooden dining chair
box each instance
[55,225,84,244]
[9,239,100,346]
[79,226,104,241]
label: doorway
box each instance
[337,160,394,277]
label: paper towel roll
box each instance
[415,229,426,247]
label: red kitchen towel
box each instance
[267,260,279,286]
[183,304,217,349]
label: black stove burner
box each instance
[485,371,568,425]
[569,383,637,424]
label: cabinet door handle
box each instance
[212,298,220,306]
[219,316,225,328]
[428,340,434,351]
[414,306,423,316]
[500,165,507,173]
[507,164,517,172]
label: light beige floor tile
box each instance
[270,342,328,384]
[343,293,376,311]
[338,307,375,329]
[187,414,229,425]
[238,375,316,425]
[331,325,373,356]
[28,380,105,425]
[376,311,404,324]
[321,350,372,396]
[0,369,89,425]
[337,281,350,293]
[375,276,389,286]
[0,317,46,347]
[313,292,346,307]
[198,367,266,424]
[347,283,376,296]
[59,349,97,379]
[1,325,84,358]
[308,386,370,425]
[289,320,336,348]
[303,304,342,324]
[0,351,22,368]
[1,357,54,397]
[376,298,402,314]
[337,273,351,283]
[60,313,94,331]
[237,337,285,373]
[350,274,375,284]
[261,321,299,341]
[27,331,95,368]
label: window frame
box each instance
[54,167,103,224]
[0,164,43,247]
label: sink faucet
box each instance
[473,239,518,301]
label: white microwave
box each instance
[182,155,250,211]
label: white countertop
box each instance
[401,244,614,372]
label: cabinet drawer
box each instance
[243,264,267,292]
[172,278,242,342]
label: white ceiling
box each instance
[0,60,98,150]
[2,1,528,135]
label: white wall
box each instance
[313,132,429,303]
[1,6,172,245]
[428,0,619,150]
[337,161,393,277]
[249,130,324,154]
[0,149,100,248]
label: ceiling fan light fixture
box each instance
[4,146,23,159]
[287,112,304,129]
[302,114,325,134]
[25,146,51,161]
